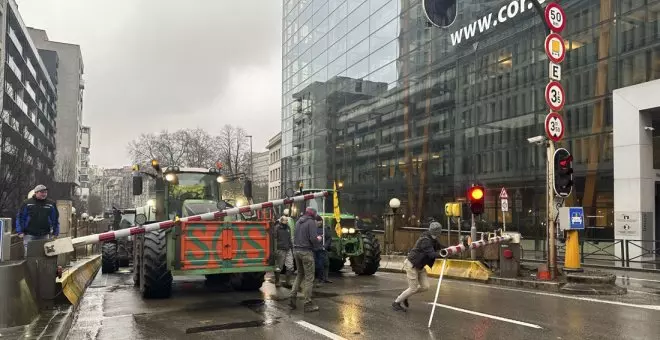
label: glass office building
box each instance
[281,0,660,239]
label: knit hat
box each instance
[33,184,47,193]
[429,221,443,236]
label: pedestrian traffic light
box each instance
[467,185,485,215]
[554,148,573,197]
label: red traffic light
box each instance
[469,187,484,200]
[467,185,485,215]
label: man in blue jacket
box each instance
[16,185,59,256]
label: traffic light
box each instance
[554,148,573,197]
[467,185,485,215]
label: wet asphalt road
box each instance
[66,267,660,340]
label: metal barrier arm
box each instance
[439,235,512,258]
[43,191,329,257]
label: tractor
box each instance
[101,207,136,273]
[129,160,274,299]
[287,186,381,275]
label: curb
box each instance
[522,259,660,274]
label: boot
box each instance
[304,302,319,312]
[392,301,406,312]
[289,297,297,310]
[274,272,281,287]
[283,272,292,288]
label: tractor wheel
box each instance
[132,238,141,287]
[329,258,345,272]
[350,233,381,275]
[101,242,118,274]
[230,272,265,291]
[141,231,172,299]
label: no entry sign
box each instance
[545,112,565,142]
[545,81,565,111]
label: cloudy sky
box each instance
[16,0,283,168]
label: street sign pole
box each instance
[541,1,567,280]
[499,188,508,232]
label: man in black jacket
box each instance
[289,207,322,312]
[16,185,60,256]
[273,216,293,287]
[392,221,444,312]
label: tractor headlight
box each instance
[348,228,356,234]
[341,227,349,234]
[165,173,177,182]
[216,175,225,183]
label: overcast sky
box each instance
[16,0,283,168]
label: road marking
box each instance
[296,320,347,340]
[427,303,542,329]
[461,282,660,311]
[628,290,660,296]
[618,276,660,283]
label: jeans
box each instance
[23,234,50,256]
[290,250,315,304]
[395,259,430,303]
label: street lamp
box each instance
[384,198,401,255]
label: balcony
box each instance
[7,56,22,79]
[39,81,46,96]
[8,28,23,55]
[25,83,36,102]
[26,59,36,80]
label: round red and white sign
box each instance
[545,81,565,111]
[545,112,565,142]
[544,2,566,33]
[544,33,565,63]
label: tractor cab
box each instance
[292,188,357,237]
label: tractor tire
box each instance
[230,272,265,291]
[141,231,172,299]
[329,258,345,272]
[350,233,381,275]
[101,243,119,274]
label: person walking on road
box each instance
[314,215,332,285]
[392,221,445,312]
[289,207,322,312]
[16,185,60,256]
[283,208,297,274]
[273,215,294,288]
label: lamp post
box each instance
[385,198,401,255]
[246,135,253,180]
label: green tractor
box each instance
[287,187,381,275]
[129,160,273,299]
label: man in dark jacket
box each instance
[392,221,444,312]
[16,185,60,256]
[289,207,322,312]
[273,216,293,287]
[314,215,333,284]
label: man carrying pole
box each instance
[392,222,445,312]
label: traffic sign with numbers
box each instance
[545,33,566,63]
[501,199,509,212]
[545,81,565,111]
[544,2,566,33]
[545,112,565,142]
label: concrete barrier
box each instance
[57,255,101,306]
[426,259,492,281]
[0,260,39,328]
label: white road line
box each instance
[296,321,347,340]
[617,276,660,283]
[628,290,660,296]
[427,303,543,329]
[462,282,660,311]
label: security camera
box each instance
[527,136,546,145]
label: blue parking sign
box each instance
[568,207,585,230]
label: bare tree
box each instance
[182,128,216,168]
[54,154,78,183]
[127,129,189,167]
[214,124,250,175]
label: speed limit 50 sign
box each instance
[545,112,565,142]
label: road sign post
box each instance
[499,188,508,232]
[542,1,568,280]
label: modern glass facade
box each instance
[281,0,660,239]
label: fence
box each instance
[371,227,660,270]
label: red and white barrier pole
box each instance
[71,191,328,247]
[439,235,512,258]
